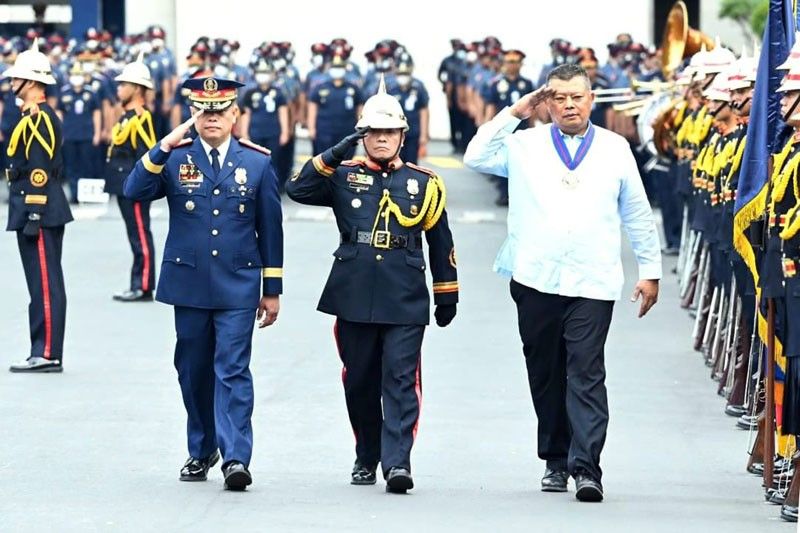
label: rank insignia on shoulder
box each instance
[240,138,271,155]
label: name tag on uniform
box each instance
[347,172,373,191]
[179,164,203,187]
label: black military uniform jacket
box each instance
[287,148,458,325]
[5,100,72,231]
[105,107,156,195]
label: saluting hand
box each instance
[160,111,202,152]
[631,280,659,318]
[257,296,280,328]
[510,86,555,120]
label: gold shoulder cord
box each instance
[112,111,156,150]
[769,139,800,216]
[7,111,56,160]
[369,174,447,240]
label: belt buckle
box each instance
[373,230,391,249]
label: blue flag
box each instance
[733,0,796,279]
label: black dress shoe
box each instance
[574,472,603,502]
[541,468,569,492]
[223,461,252,491]
[9,357,62,373]
[351,461,377,485]
[180,450,220,481]
[385,467,414,493]
[781,504,798,522]
[736,414,759,430]
[724,404,747,417]
[661,246,680,256]
[112,289,153,302]
[766,487,786,505]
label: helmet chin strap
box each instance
[784,93,800,122]
[13,79,28,97]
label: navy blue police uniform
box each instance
[390,76,429,165]
[105,107,158,298]
[58,84,101,201]
[286,140,458,484]
[0,79,21,169]
[123,77,283,487]
[6,100,72,371]
[241,83,286,165]
[309,78,363,157]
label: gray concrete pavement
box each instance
[0,142,791,531]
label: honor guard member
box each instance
[286,77,458,493]
[307,55,364,157]
[4,39,71,373]
[389,58,429,165]
[57,62,102,203]
[124,76,283,491]
[105,52,158,302]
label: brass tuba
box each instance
[661,0,716,78]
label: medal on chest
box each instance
[551,123,595,190]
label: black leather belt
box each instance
[341,231,422,250]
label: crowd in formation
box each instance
[437,34,665,205]
[645,34,800,524]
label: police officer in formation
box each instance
[105,52,158,301]
[388,57,429,165]
[124,76,283,491]
[4,39,71,373]
[287,77,458,493]
[307,54,363,158]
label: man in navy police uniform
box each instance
[287,77,458,494]
[124,76,283,491]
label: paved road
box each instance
[0,142,790,531]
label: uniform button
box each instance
[212,250,219,257]
[176,257,181,263]
[382,172,388,178]
[213,209,220,216]
[213,189,220,195]
[247,262,253,267]
[211,229,219,236]
[376,254,383,261]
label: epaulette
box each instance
[175,138,193,148]
[406,162,437,176]
[341,159,366,167]
[240,138,271,155]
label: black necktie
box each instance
[210,148,220,177]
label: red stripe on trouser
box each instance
[333,319,357,440]
[37,229,52,359]
[412,356,422,440]
[133,202,151,292]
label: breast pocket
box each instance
[172,187,206,217]
[227,186,256,219]
[163,246,196,268]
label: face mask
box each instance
[255,73,273,85]
[273,59,286,70]
[329,67,346,80]
[312,55,324,68]
[397,74,411,86]
[456,50,467,60]
[69,74,84,86]
[466,51,478,63]
[83,62,96,73]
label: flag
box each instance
[732,0,798,442]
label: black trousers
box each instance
[16,226,67,361]
[509,280,614,480]
[117,196,155,293]
[334,319,424,475]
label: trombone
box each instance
[593,80,675,105]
